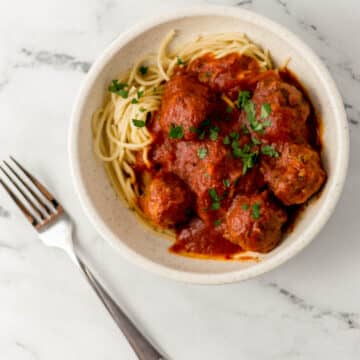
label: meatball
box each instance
[159,74,214,140]
[139,173,193,227]
[247,78,310,144]
[225,191,287,253]
[188,53,260,92]
[261,143,326,206]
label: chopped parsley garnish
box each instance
[242,124,250,134]
[139,65,148,75]
[198,147,208,159]
[192,118,211,139]
[108,80,129,98]
[131,98,138,104]
[209,188,221,201]
[251,136,261,145]
[245,100,272,133]
[169,124,184,139]
[261,145,279,157]
[209,126,220,141]
[132,119,146,128]
[211,202,221,211]
[177,57,185,65]
[139,107,146,112]
[236,90,272,133]
[241,204,249,211]
[199,118,211,127]
[252,203,261,220]
[226,105,233,113]
[223,179,230,188]
[137,90,144,98]
[223,136,230,145]
[261,103,272,118]
[230,132,239,140]
[214,219,222,226]
[232,140,258,175]
[208,188,224,211]
[237,90,251,109]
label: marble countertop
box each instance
[0,0,359,359]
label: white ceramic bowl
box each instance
[69,6,349,284]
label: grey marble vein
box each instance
[275,0,328,44]
[0,206,10,218]
[268,282,360,329]
[336,61,360,83]
[344,103,359,125]
[18,48,92,73]
[16,341,39,360]
[236,0,253,6]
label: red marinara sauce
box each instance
[134,53,326,260]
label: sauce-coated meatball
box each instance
[139,173,193,227]
[159,74,214,140]
[225,191,287,253]
[261,143,326,205]
[248,78,310,144]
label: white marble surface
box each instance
[0,0,359,359]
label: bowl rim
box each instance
[69,5,349,285]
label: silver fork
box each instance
[0,157,166,360]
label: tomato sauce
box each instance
[136,53,326,260]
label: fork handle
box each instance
[76,257,166,360]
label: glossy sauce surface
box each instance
[136,53,325,260]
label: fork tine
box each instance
[0,178,39,228]
[0,165,45,220]
[10,156,62,211]
[3,160,51,215]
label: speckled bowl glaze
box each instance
[69,6,349,284]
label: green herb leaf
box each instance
[210,202,221,211]
[242,124,250,134]
[139,66,148,75]
[214,219,222,226]
[169,124,184,139]
[199,118,211,128]
[108,80,126,92]
[198,131,205,140]
[131,98,138,104]
[223,179,230,188]
[108,80,129,98]
[137,90,144,98]
[241,204,249,211]
[252,202,261,219]
[262,119,272,128]
[230,132,239,140]
[177,57,185,65]
[132,119,146,128]
[223,136,230,145]
[237,90,251,109]
[139,107,146,112]
[198,147,208,159]
[189,126,197,133]
[226,105,233,113]
[209,126,220,141]
[261,103,272,118]
[232,141,258,175]
[209,188,221,201]
[261,145,279,158]
[251,136,261,145]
